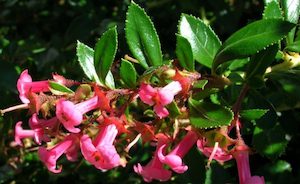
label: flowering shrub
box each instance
[1,1,300,183]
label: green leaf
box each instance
[253,123,288,160]
[125,2,162,68]
[166,101,182,118]
[76,41,101,84]
[49,81,74,95]
[212,19,295,73]
[188,99,233,128]
[94,26,118,82]
[175,34,194,71]
[104,70,115,89]
[240,109,269,121]
[263,1,283,19]
[179,14,221,68]
[120,59,137,88]
[246,44,278,81]
[193,80,208,90]
[283,0,300,24]
[283,0,300,44]
[284,40,300,52]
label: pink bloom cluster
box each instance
[10,69,264,183]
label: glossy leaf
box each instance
[94,26,118,82]
[120,59,137,88]
[253,124,288,160]
[282,0,300,24]
[125,2,162,68]
[188,99,233,128]
[240,109,269,121]
[175,34,194,71]
[76,41,101,84]
[263,1,283,19]
[105,70,115,89]
[49,81,74,95]
[179,14,221,68]
[283,0,300,44]
[246,44,278,81]
[212,19,295,72]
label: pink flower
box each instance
[197,138,232,164]
[38,134,79,173]
[56,96,99,133]
[245,176,265,184]
[139,81,182,118]
[134,133,172,182]
[80,124,121,171]
[17,69,50,104]
[233,145,265,184]
[158,131,198,173]
[14,121,43,146]
[29,113,58,130]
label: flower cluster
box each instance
[5,69,264,183]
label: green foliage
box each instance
[240,109,269,121]
[253,124,288,160]
[120,59,137,88]
[212,19,295,73]
[175,34,194,71]
[125,2,162,68]
[49,81,74,95]
[77,41,101,84]
[94,26,118,83]
[189,99,233,128]
[263,1,283,19]
[179,14,221,68]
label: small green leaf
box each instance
[246,44,278,81]
[94,26,118,82]
[125,2,162,68]
[193,80,208,89]
[179,14,221,68]
[120,59,137,88]
[253,123,288,160]
[212,19,295,73]
[104,70,115,89]
[263,1,283,19]
[188,99,233,128]
[175,34,194,71]
[76,41,101,84]
[240,109,269,121]
[166,101,182,118]
[49,81,74,95]
[283,0,300,44]
[284,40,300,52]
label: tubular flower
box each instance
[56,96,99,133]
[197,138,232,164]
[38,135,78,173]
[233,144,265,184]
[14,121,43,146]
[134,133,172,182]
[139,81,182,118]
[29,113,58,130]
[17,69,50,104]
[80,124,121,171]
[158,131,198,173]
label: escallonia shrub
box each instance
[1,1,300,183]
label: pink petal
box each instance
[56,99,82,133]
[17,70,32,103]
[245,176,265,184]
[154,104,169,118]
[139,83,156,105]
[158,81,182,105]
